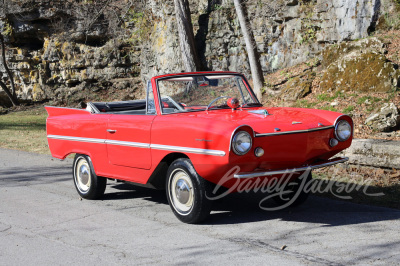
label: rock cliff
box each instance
[0,0,397,106]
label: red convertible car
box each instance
[46,72,352,223]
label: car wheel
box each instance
[166,158,212,224]
[272,172,312,208]
[73,154,107,200]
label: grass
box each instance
[342,105,354,114]
[294,99,317,108]
[316,91,344,102]
[320,106,337,112]
[356,96,382,105]
[0,106,49,154]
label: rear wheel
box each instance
[166,158,212,224]
[272,172,312,208]
[73,154,107,200]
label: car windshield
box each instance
[156,74,259,114]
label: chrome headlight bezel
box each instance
[335,120,352,142]
[232,131,252,155]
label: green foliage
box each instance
[342,105,354,114]
[300,23,318,44]
[299,1,319,44]
[320,106,338,112]
[124,9,151,45]
[383,12,400,30]
[316,91,343,102]
[34,64,42,70]
[295,99,317,108]
[316,93,329,101]
[305,57,320,67]
[280,70,293,80]
[212,4,223,11]
[356,96,381,105]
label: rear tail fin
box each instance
[45,106,89,117]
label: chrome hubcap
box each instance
[75,157,91,193]
[175,179,190,204]
[169,170,194,215]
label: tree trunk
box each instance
[0,80,18,106]
[233,0,264,102]
[0,34,19,106]
[173,0,200,72]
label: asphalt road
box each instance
[1,149,399,265]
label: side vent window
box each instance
[146,81,156,115]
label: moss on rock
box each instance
[321,38,386,68]
[320,51,400,92]
[280,71,315,101]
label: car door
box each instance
[106,82,156,170]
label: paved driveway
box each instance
[1,149,399,265]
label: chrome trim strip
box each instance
[105,140,150,149]
[47,135,225,156]
[333,114,349,126]
[150,144,226,156]
[255,125,334,137]
[234,157,349,179]
[47,135,105,144]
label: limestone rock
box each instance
[365,103,400,132]
[280,71,314,101]
[320,38,400,93]
[0,0,386,106]
[341,139,400,169]
[321,38,387,68]
[320,51,400,92]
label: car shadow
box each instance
[103,182,169,204]
[105,182,400,226]
[0,166,72,187]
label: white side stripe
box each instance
[47,135,225,156]
[47,135,105,144]
[105,140,150,148]
[150,144,225,156]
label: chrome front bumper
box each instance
[233,157,349,179]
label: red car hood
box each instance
[176,107,342,134]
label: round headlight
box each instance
[335,120,352,141]
[232,131,252,155]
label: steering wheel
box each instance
[161,96,185,111]
[206,96,230,111]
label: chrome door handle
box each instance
[107,129,117,133]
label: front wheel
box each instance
[166,158,212,224]
[73,154,107,200]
